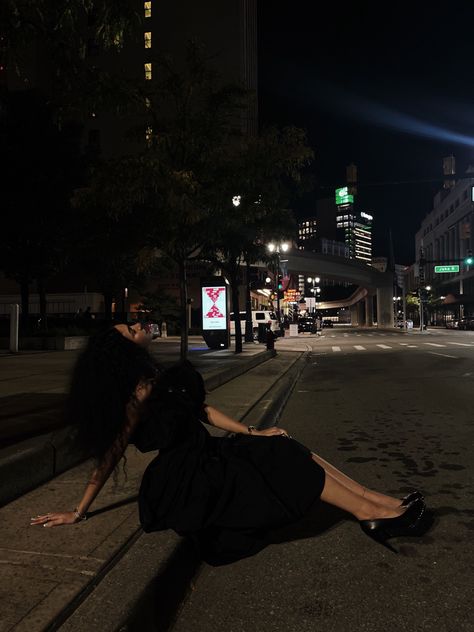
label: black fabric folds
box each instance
[132,361,325,565]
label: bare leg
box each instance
[320,471,404,521]
[312,453,401,509]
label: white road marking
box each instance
[332,346,342,352]
[376,344,392,349]
[462,372,473,377]
[407,345,418,348]
[399,343,409,346]
[449,342,474,347]
[425,343,446,347]
[354,345,366,350]
[428,352,458,359]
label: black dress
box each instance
[131,361,325,566]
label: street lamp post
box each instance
[267,242,290,329]
[307,276,320,314]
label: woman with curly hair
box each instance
[31,322,426,563]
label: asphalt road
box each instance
[171,327,474,632]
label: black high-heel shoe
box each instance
[400,490,424,506]
[360,498,426,553]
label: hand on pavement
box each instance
[30,512,81,528]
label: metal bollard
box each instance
[161,321,167,338]
[266,328,275,351]
[10,304,19,353]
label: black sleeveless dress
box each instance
[131,361,325,566]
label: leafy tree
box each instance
[204,127,313,352]
[70,157,157,320]
[117,42,248,358]
[2,1,142,121]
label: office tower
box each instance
[335,187,373,262]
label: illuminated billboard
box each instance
[335,186,354,206]
[202,285,227,330]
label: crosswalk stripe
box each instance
[354,345,366,350]
[332,346,341,352]
[399,343,409,346]
[425,343,446,347]
[376,344,392,349]
[449,342,474,347]
[407,345,418,348]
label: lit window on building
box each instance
[144,32,152,48]
[145,63,152,80]
[144,1,152,18]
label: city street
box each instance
[170,327,474,632]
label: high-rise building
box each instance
[83,0,258,158]
[298,217,317,250]
[335,186,373,262]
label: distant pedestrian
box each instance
[31,322,430,562]
[83,306,92,320]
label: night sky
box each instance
[257,3,474,263]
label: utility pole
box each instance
[419,245,425,332]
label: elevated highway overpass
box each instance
[285,251,395,328]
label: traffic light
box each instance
[465,249,473,266]
[277,275,283,290]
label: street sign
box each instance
[434,265,460,273]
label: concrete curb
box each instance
[0,349,275,508]
[55,350,309,632]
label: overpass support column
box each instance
[350,304,359,326]
[365,295,374,327]
[376,285,394,328]
[357,301,366,326]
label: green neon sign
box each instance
[335,186,354,206]
[434,265,459,273]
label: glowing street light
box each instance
[266,241,290,327]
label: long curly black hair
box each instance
[67,327,160,464]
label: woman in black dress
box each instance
[31,322,426,562]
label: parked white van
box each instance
[230,310,280,336]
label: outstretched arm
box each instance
[30,382,151,528]
[204,405,288,437]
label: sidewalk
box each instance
[0,342,307,631]
[0,338,277,506]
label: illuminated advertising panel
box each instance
[202,285,227,330]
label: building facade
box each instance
[335,187,373,263]
[415,172,474,304]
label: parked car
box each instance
[396,319,414,329]
[298,317,317,334]
[322,319,334,328]
[230,310,280,336]
[445,320,459,329]
[142,321,161,338]
[457,317,474,330]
